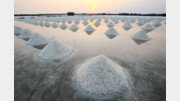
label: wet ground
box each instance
[14,16,166,101]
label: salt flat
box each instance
[14,15,166,101]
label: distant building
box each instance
[67,12,74,16]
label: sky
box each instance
[14,0,166,14]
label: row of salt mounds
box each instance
[69,24,79,32]
[14,26,23,36]
[26,33,49,49]
[38,40,72,62]
[122,20,133,31]
[72,55,129,99]
[142,24,155,33]
[84,25,96,34]
[18,29,33,41]
[51,22,59,28]
[132,30,151,43]
[59,23,68,30]
[107,21,114,28]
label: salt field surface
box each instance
[14,16,166,101]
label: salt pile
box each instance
[72,55,129,99]
[105,28,119,36]
[137,20,144,26]
[67,20,72,24]
[51,22,59,28]
[38,40,72,62]
[44,21,51,27]
[107,22,114,28]
[104,18,109,23]
[14,26,23,36]
[39,21,44,26]
[74,20,80,25]
[59,23,68,30]
[84,25,96,34]
[132,30,151,42]
[26,33,49,49]
[94,21,100,27]
[152,20,162,28]
[142,24,155,33]
[18,29,33,41]
[69,24,79,32]
[83,20,89,26]
[123,22,132,31]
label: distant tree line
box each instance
[14,12,166,17]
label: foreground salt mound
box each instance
[84,25,96,34]
[26,33,49,49]
[69,24,79,32]
[14,26,23,36]
[107,22,114,28]
[59,23,68,30]
[18,29,33,41]
[142,24,155,33]
[132,30,150,42]
[51,22,59,28]
[72,55,129,99]
[38,40,72,61]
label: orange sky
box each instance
[14,0,166,14]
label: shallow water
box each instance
[14,16,166,101]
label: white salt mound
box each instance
[59,23,68,30]
[26,33,48,48]
[38,40,72,61]
[84,25,95,33]
[94,21,100,27]
[104,18,109,23]
[72,55,129,99]
[132,30,150,41]
[51,22,59,28]
[18,29,32,40]
[142,24,155,33]
[44,21,51,27]
[107,22,114,28]
[14,26,23,35]
[123,23,132,31]
[152,20,162,28]
[137,20,144,26]
[105,28,119,36]
[83,20,89,26]
[74,20,80,25]
[69,24,79,32]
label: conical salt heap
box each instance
[39,21,44,26]
[67,20,72,24]
[59,23,68,30]
[14,26,23,36]
[69,24,79,32]
[105,28,119,36]
[84,25,96,34]
[74,20,80,25]
[94,21,100,27]
[123,21,132,31]
[51,22,59,28]
[107,22,114,28]
[104,18,109,23]
[132,30,151,42]
[44,21,51,27]
[18,29,33,41]
[83,20,89,26]
[72,55,129,99]
[38,40,72,62]
[142,24,155,33]
[137,20,144,26]
[26,33,49,49]
[152,20,162,28]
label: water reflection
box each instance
[106,35,117,39]
[132,38,149,45]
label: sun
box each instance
[91,4,96,11]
